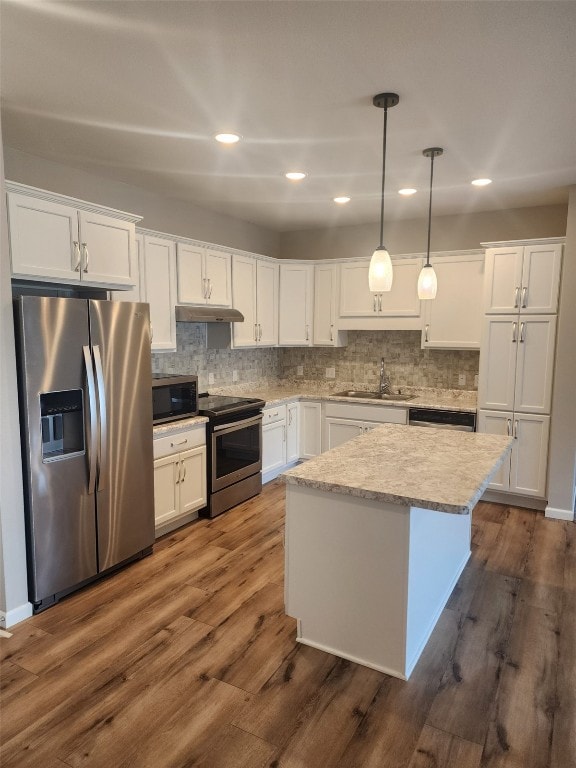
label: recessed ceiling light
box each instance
[398,188,417,196]
[215,133,241,144]
[285,172,307,181]
[333,196,350,204]
[471,178,492,186]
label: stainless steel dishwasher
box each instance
[408,407,476,432]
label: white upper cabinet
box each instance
[421,253,484,349]
[338,258,422,330]
[279,263,314,346]
[142,234,177,352]
[313,263,347,347]
[177,242,232,307]
[478,315,557,414]
[483,243,562,315]
[7,184,139,289]
[232,254,278,347]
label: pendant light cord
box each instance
[426,152,435,267]
[379,106,388,249]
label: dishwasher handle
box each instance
[408,419,475,432]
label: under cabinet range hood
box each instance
[175,305,244,323]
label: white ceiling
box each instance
[2,1,576,233]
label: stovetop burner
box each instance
[198,393,265,418]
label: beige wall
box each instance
[547,186,576,519]
[4,147,280,257]
[279,205,568,260]
[0,129,30,623]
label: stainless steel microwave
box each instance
[152,374,198,425]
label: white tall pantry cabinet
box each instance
[477,240,563,500]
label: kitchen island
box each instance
[282,423,513,680]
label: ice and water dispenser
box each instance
[40,389,85,461]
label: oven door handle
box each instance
[212,414,263,433]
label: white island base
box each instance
[285,484,471,680]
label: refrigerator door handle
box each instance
[93,345,108,491]
[83,345,98,494]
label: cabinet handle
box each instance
[521,286,527,309]
[254,324,258,342]
[506,418,512,436]
[283,425,286,442]
[373,294,377,313]
[519,322,525,343]
[202,278,208,299]
[306,324,309,342]
[150,322,154,342]
[171,438,188,447]
[288,409,293,426]
[513,420,518,439]
[330,324,334,342]
[82,243,89,273]
[425,324,429,343]
[181,461,186,481]
[378,294,382,312]
[175,463,180,484]
[258,323,262,341]
[512,322,517,343]
[208,278,213,299]
[73,241,82,271]
[514,286,520,308]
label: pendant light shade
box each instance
[369,93,399,293]
[418,147,443,300]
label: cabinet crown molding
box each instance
[136,225,273,263]
[5,181,142,224]
[481,237,565,248]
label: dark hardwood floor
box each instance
[1,480,574,767]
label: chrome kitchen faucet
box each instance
[379,357,392,395]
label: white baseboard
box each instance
[481,490,547,511]
[545,505,575,522]
[1,602,33,629]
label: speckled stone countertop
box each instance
[153,415,208,437]
[282,424,512,515]
[209,384,477,413]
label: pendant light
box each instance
[417,147,443,300]
[368,92,399,293]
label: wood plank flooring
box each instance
[1,481,575,768]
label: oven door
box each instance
[211,414,262,492]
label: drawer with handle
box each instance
[262,404,287,426]
[153,425,206,460]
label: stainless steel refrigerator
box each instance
[14,296,155,612]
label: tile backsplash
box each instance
[153,326,479,392]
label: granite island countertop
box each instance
[282,423,512,515]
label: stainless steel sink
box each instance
[334,390,416,401]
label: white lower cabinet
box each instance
[153,425,207,535]
[323,402,408,451]
[262,402,301,482]
[299,401,322,458]
[477,410,550,497]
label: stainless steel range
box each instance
[198,393,265,518]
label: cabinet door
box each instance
[177,243,206,304]
[262,421,286,474]
[299,401,322,458]
[205,249,232,307]
[153,455,179,527]
[509,414,550,498]
[113,233,144,303]
[483,247,524,314]
[478,317,518,411]
[378,259,422,317]
[514,316,556,414]
[339,262,374,316]
[521,243,562,314]
[8,193,80,282]
[422,255,484,349]
[477,410,512,492]
[77,210,135,287]
[279,264,313,346]
[143,236,177,351]
[179,446,207,517]
[232,254,257,347]
[256,260,279,346]
[313,264,337,345]
[324,418,365,451]
[286,403,299,463]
